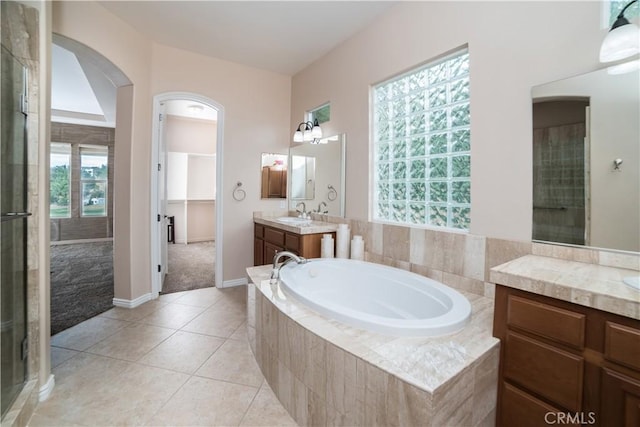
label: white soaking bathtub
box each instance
[279,258,471,336]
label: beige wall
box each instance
[54,1,292,288]
[291,1,606,243]
[165,115,217,154]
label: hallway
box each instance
[31,286,296,426]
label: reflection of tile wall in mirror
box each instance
[532,68,639,252]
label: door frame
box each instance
[150,92,224,296]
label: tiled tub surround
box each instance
[490,255,640,320]
[246,266,500,426]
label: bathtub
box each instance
[278,258,471,336]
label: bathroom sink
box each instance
[276,217,311,225]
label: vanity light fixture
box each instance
[600,0,640,63]
[293,119,323,144]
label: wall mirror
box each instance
[260,153,287,199]
[289,133,346,216]
[290,155,315,200]
[532,67,639,252]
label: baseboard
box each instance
[39,374,55,402]
[113,293,154,308]
[221,277,248,288]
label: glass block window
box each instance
[80,145,108,217]
[373,49,470,230]
[308,103,330,124]
[50,143,71,218]
[609,0,639,26]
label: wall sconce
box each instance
[600,0,639,63]
[293,119,323,144]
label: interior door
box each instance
[157,103,168,290]
[0,45,29,419]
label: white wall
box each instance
[291,1,606,243]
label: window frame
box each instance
[49,142,72,219]
[370,48,471,231]
[79,144,109,218]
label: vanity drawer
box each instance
[507,295,585,349]
[604,322,640,371]
[264,228,285,246]
[504,331,584,411]
[500,382,576,427]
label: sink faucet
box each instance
[317,201,327,214]
[270,251,307,284]
[296,202,306,217]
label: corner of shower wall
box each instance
[1,1,43,426]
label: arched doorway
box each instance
[49,34,133,333]
[150,92,224,296]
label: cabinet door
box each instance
[254,238,264,266]
[601,368,640,427]
[264,242,282,265]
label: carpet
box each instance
[50,241,114,335]
[162,241,215,294]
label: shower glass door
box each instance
[1,44,29,419]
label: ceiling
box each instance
[98,1,396,75]
[52,1,395,128]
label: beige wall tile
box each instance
[383,223,410,261]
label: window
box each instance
[372,49,470,230]
[80,145,108,217]
[50,143,71,218]
[608,0,638,26]
[308,103,330,124]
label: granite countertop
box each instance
[254,215,338,235]
[490,254,640,320]
[247,265,499,394]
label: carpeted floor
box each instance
[50,241,114,336]
[50,240,215,335]
[162,241,215,294]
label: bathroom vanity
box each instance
[253,215,337,266]
[491,255,640,426]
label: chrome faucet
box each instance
[317,201,328,214]
[295,202,307,217]
[270,251,307,283]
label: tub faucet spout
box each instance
[271,251,307,284]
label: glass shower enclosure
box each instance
[1,44,30,419]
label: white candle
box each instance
[336,223,350,259]
[321,234,334,258]
[350,235,364,260]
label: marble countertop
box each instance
[490,255,640,320]
[253,215,338,235]
[247,265,499,394]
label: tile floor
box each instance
[29,286,297,426]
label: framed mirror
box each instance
[289,134,346,216]
[260,153,287,199]
[532,67,639,252]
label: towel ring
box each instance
[233,182,246,201]
[327,184,337,202]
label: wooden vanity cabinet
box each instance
[254,223,334,266]
[494,285,640,426]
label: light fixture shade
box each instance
[303,129,312,142]
[311,119,323,139]
[600,23,640,63]
[293,130,303,142]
